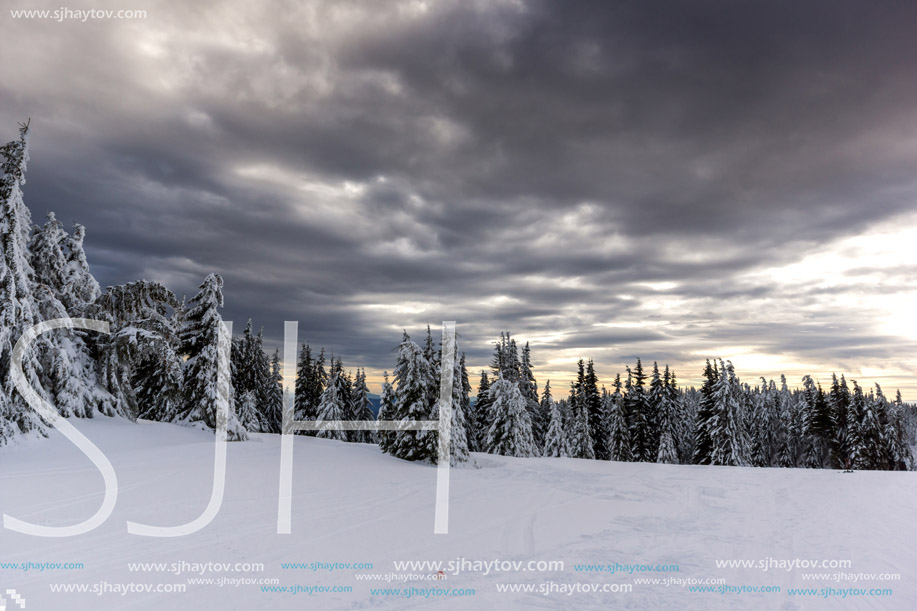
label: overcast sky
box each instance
[2,0,916,397]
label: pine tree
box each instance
[485,372,536,457]
[584,359,607,460]
[422,324,440,413]
[677,382,698,461]
[174,274,246,440]
[264,348,284,434]
[692,360,718,464]
[377,372,397,453]
[776,374,797,467]
[865,385,890,469]
[444,346,470,465]
[235,389,262,433]
[134,339,183,422]
[801,376,833,468]
[311,348,327,414]
[340,364,356,435]
[469,371,492,452]
[45,327,102,419]
[315,358,348,441]
[656,366,679,464]
[748,378,774,467]
[351,368,376,444]
[858,386,886,469]
[829,374,851,468]
[231,321,263,432]
[519,342,544,453]
[709,360,747,466]
[1,121,48,443]
[387,332,436,462]
[293,343,314,432]
[253,327,275,431]
[491,332,520,382]
[883,397,911,471]
[541,381,569,457]
[647,362,665,461]
[566,361,595,459]
[460,353,473,441]
[230,322,275,433]
[848,381,870,469]
[61,222,100,309]
[27,211,111,423]
[606,373,632,462]
[86,280,182,419]
[29,212,69,303]
[23,218,104,423]
[628,359,652,462]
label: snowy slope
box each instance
[1,418,914,610]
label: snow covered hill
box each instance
[1,418,914,610]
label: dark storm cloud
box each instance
[2,0,916,392]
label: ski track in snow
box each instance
[1,418,914,610]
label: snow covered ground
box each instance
[1,417,914,610]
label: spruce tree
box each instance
[445,345,470,465]
[801,376,833,468]
[253,327,275,431]
[87,280,182,419]
[422,324,440,413]
[709,360,747,466]
[584,359,607,459]
[566,362,595,459]
[677,381,698,461]
[485,372,536,457]
[387,332,436,462]
[351,368,377,444]
[293,343,315,433]
[1,121,47,443]
[647,362,665,461]
[175,274,247,440]
[628,359,652,461]
[315,358,348,441]
[235,390,262,433]
[692,360,718,464]
[860,387,886,469]
[830,374,852,469]
[848,381,870,469]
[459,353,473,440]
[776,374,797,467]
[264,348,284,434]
[377,372,396,453]
[231,320,265,432]
[134,339,183,422]
[519,342,544,452]
[884,391,912,470]
[29,212,68,303]
[541,382,569,458]
[24,216,107,421]
[748,378,774,467]
[469,371,492,452]
[655,366,679,464]
[670,369,691,461]
[311,349,327,414]
[606,373,632,462]
[28,213,109,423]
[62,222,100,309]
